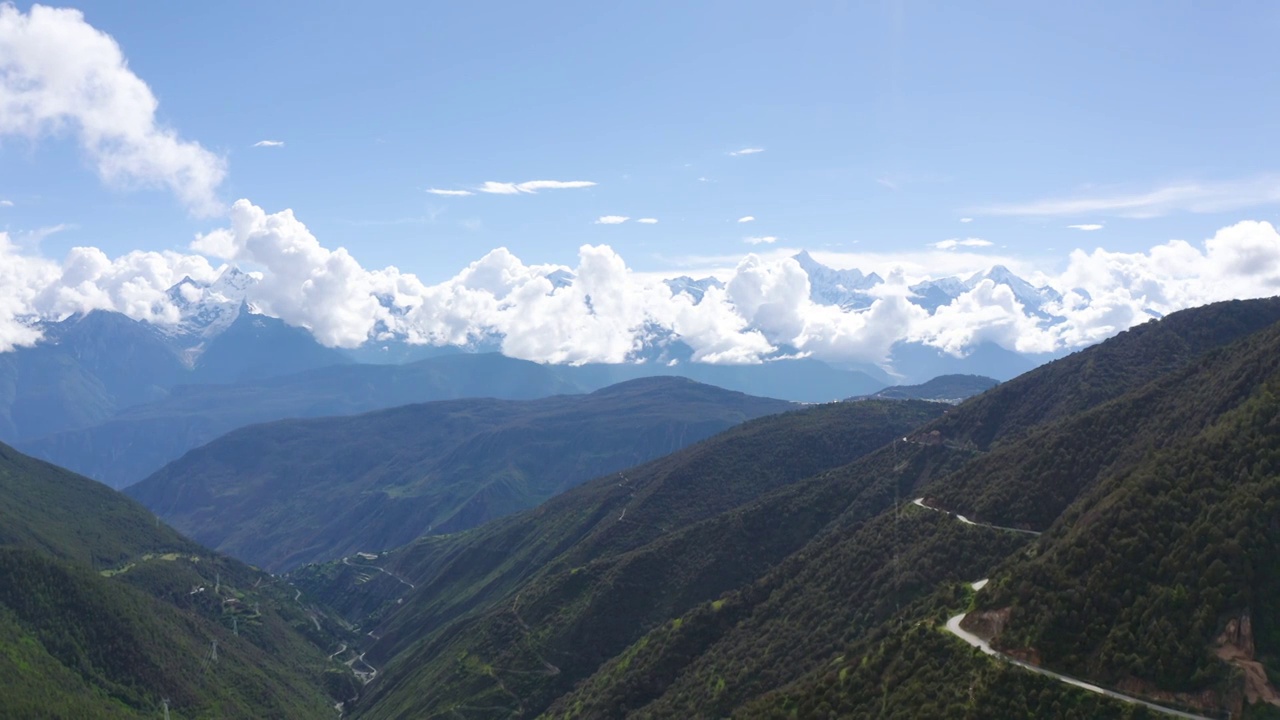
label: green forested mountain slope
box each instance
[967,332,1280,712]
[127,377,793,572]
[0,443,353,719]
[290,400,946,718]
[546,302,1280,718]
[25,352,584,489]
[853,373,999,402]
[301,297,1280,720]
[923,297,1280,450]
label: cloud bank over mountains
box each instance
[3,202,1280,368]
[3,4,1280,368]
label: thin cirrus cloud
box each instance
[478,180,596,195]
[253,140,284,148]
[744,235,778,245]
[977,176,1280,219]
[0,200,12,207]
[636,218,658,224]
[959,217,973,223]
[737,216,756,223]
[729,147,764,156]
[595,215,629,225]
[425,188,475,197]
[1068,224,1104,231]
[931,238,993,250]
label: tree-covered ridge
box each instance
[0,441,351,718]
[852,373,999,402]
[974,353,1280,713]
[127,377,794,572]
[920,313,1280,532]
[293,400,947,718]
[542,511,1031,719]
[922,297,1280,451]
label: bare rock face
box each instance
[1213,613,1280,708]
[960,607,1010,643]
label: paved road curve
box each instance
[918,498,1224,718]
[912,498,1042,536]
[945,606,1217,719]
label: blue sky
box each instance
[3,1,1280,366]
[6,1,1280,282]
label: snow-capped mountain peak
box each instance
[965,265,1062,316]
[791,251,880,309]
[162,266,260,341]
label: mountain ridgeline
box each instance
[851,373,1000,403]
[4,252,1069,490]
[279,297,1280,719]
[126,378,794,571]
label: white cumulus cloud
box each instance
[745,236,778,245]
[425,188,474,197]
[0,4,227,215]
[595,215,629,225]
[1068,224,1104,231]
[253,140,284,148]
[3,199,1280,376]
[737,216,756,223]
[636,218,658,224]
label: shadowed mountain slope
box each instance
[127,378,794,571]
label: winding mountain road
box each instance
[342,555,415,589]
[912,497,1042,536]
[918,498,1220,719]
[945,590,1215,719]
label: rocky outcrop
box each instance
[1213,613,1280,709]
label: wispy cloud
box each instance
[17,223,74,248]
[0,200,12,207]
[876,177,899,190]
[1067,223,1104,231]
[931,237,993,250]
[977,176,1280,219]
[737,216,755,223]
[253,140,284,148]
[478,180,596,195]
[744,235,778,245]
[636,218,658,224]
[595,215,629,225]
[697,176,711,183]
[959,217,973,223]
[728,147,764,156]
[425,188,474,197]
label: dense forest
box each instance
[0,443,351,718]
